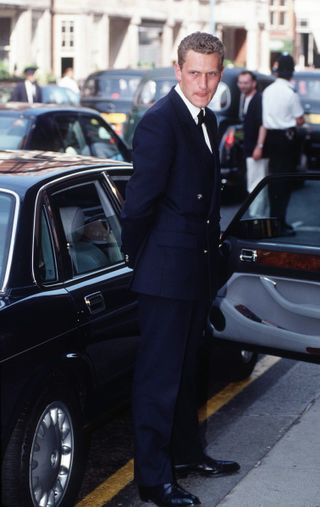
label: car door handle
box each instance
[84,291,106,315]
[240,249,257,262]
[260,277,320,319]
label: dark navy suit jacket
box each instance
[11,81,42,103]
[121,87,221,301]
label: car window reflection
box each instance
[52,180,124,277]
[241,178,320,247]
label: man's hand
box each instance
[252,145,263,161]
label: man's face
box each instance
[175,50,223,108]
[237,73,256,96]
[25,72,36,83]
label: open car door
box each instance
[210,173,320,364]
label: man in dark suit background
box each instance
[11,66,42,103]
[121,32,240,507]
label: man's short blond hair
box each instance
[177,32,224,68]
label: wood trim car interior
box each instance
[256,249,320,273]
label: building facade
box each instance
[0,0,319,83]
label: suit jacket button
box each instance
[203,249,208,254]
[197,194,203,200]
[206,219,210,224]
[125,254,130,264]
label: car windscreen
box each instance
[0,115,29,150]
[82,76,141,100]
[0,191,15,290]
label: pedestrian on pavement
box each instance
[58,67,80,98]
[121,31,240,507]
[257,53,304,233]
[237,70,268,194]
[10,66,42,103]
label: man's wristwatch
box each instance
[256,143,264,149]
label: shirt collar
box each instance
[276,77,295,90]
[174,84,204,124]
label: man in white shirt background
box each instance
[58,67,80,99]
[256,53,304,233]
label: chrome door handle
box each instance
[84,291,106,315]
[240,249,257,262]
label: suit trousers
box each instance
[266,128,298,226]
[132,293,209,486]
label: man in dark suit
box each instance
[11,66,42,103]
[237,70,268,193]
[121,32,240,507]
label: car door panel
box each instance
[47,172,139,401]
[210,174,320,362]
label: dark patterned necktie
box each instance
[197,109,205,127]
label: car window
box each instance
[37,208,58,283]
[83,76,141,100]
[237,177,320,247]
[208,82,231,112]
[54,115,90,155]
[0,191,15,290]
[80,116,125,160]
[51,179,123,277]
[293,77,320,101]
[42,86,79,105]
[138,78,176,105]
[0,115,29,149]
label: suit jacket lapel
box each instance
[169,89,221,218]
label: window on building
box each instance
[279,11,286,26]
[0,17,11,62]
[61,20,74,48]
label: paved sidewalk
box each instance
[215,394,320,507]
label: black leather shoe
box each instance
[139,482,201,506]
[174,456,240,478]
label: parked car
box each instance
[0,103,131,162]
[0,150,138,507]
[42,84,80,106]
[123,66,274,198]
[209,171,320,373]
[293,71,320,169]
[0,80,79,105]
[81,68,146,137]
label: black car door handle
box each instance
[84,291,106,315]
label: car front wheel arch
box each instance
[1,378,87,507]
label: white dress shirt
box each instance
[174,84,212,152]
[25,80,36,104]
[263,78,304,129]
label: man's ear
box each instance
[174,63,182,82]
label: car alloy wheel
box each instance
[29,401,74,507]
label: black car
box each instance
[293,71,320,169]
[0,150,137,507]
[81,69,146,137]
[0,103,131,162]
[123,66,273,197]
[209,171,320,371]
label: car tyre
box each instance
[225,348,258,380]
[1,379,86,507]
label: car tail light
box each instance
[224,127,235,149]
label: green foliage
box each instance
[0,60,10,80]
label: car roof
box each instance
[138,66,271,82]
[0,150,131,195]
[84,68,146,79]
[0,102,99,116]
[293,70,320,79]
